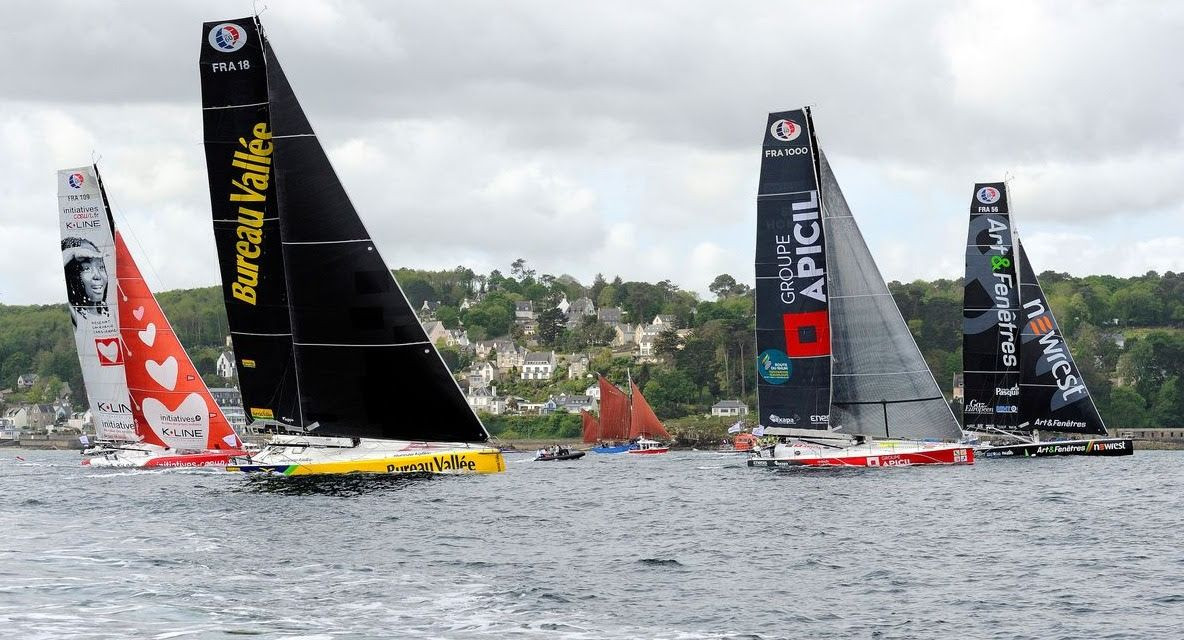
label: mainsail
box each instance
[56,166,137,441]
[755,108,962,441]
[597,375,631,440]
[1016,242,1108,435]
[200,18,301,430]
[199,18,488,443]
[754,108,831,433]
[963,183,1022,432]
[116,233,243,451]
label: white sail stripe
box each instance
[295,341,432,348]
[283,239,372,245]
[215,217,279,222]
[965,370,1017,373]
[202,101,270,110]
[757,191,812,198]
[832,370,933,376]
[232,331,292,337]
[273,134,318,139]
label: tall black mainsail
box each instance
[962,183,1022,433]
[755,109,831,433]
[755,108,961,441]
[200,18,301,429]
[1016,242,1108,435]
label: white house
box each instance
[466,361,496,388]
[521,351,556,380]
[446,329,471,348]
[216,351,235,379]
[543,394,596,414]
[515,300,535,322]
[711,400,749,417]
[16,373,38,390]
[0,417,20,440]
[584,384,601,401]
[566,297,596,326]
[466,385,507,415]
[496,344,527,370]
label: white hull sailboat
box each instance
[746,108,972,468]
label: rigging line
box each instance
[202,101,270,110]
[100,173,169,296]
[294,341,431,348]
[832,370,933,376]
[282,238,371,245]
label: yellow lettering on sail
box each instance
[227,122,272,306]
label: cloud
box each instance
[0,0,1180,305]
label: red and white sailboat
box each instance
[746,108,972,469]
[59,166,245,469]
[586,374,671,454]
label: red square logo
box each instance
[782,310,830,357]
[94,338,123,366]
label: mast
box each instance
[754,108,832,436]
[56,166,137,442]
[963,182,1023,435]
[199,18,303,431]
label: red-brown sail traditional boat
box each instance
[589,374,670,454]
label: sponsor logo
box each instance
[68,173,85,189]
[995,404,1018,414]
[770,119,803,142]
[772,190,826,306]
[250,407,274,420]
[757,349,792,384]
[208,23,248,52]
[953,449,969,463]
[995,386,1019,397]
[386,454,477,473]
[768,414,797,425]
[241,358,256,368]
[965,399,992,414]
[976,186,1000,204]
[226,122,273,306]
[1023,298,1088,403]
[1033,417,1088,430]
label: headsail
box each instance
[962,183,1022,433]
[597,375,631,440]
[116,233,243,451]
[56,166,137,441]
[754,108,831,434]
[1016,243,1108,435]
[628,381,670,440]
[820,152,961,441]
[200,18,302,430]
[580,409,600,443]
[259,31,488,442]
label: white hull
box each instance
[748,439,974,467]
[228,436,506,475]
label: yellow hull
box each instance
[228,448,506,476]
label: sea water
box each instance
[1,449,1181,639]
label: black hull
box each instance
[534,451,586,462]
[978,438,1133,458]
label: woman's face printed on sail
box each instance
[62,238,109,311]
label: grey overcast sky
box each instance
[2,0,1182,304]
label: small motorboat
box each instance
[533,447,586,462]
[627,437,669,455]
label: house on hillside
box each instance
[466,361,496,389]
[612,323,636,347]
[0,417,19,440]
[6,404,54,430]
[543,394,596,414]
[16,373,38,390]
[597,307,624,325]
[566,297,596,326]
[584,383,601,401]
[216,350,235,379]
[209,387,247,432]
[515,300,535,322]
[556,296,571,314]
[495,343,527,370]
[421,320,450,345]
[952,373,964,401]
[522,351,556,380]
[711,400,749,417]
[566,354,589,380]
[466,385,507,415]
[447,329,471,349]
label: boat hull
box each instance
[533,451,586,461]
[83,446,242,468]
[627,447,669,455]
[978,438,1133,459]
[227,437,505,476]
[747,442,973,468]
[590,444,634,454]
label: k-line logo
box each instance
[68,173,85,189]
[977,186,1001,204]
[770,119,803,142]
[208,23,248,52]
